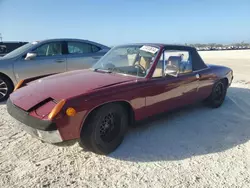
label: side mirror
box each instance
[164,57,180,77]
[25,52,37,60]
[165,69,178,77]
[164,64,179,77]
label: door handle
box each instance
[55,59,65,63]
[196,74,200,79]
[92,56,100,59]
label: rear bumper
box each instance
[7,98,63,143]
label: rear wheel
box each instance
[204,80,227,108]
[79,103,128,155]
[0,76,14,102]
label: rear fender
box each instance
[208,64,233,86]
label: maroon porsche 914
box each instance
[7,44,233,154]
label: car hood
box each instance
[10,69,137,111]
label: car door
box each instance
[13,41,67,81]
[144,50,200,115]
[194,68,215,100]
[66,41,106,71]
[144,74,199,116]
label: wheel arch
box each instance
[0,72,15,88]
[221,77,229,87]
[80,100,135,132]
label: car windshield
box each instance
[3,42,35,59]
[92,44,160,77]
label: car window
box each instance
[67,42,100,54]
[3,43,34,59]
[93,45,159,77]
[152,50,193,78]
[92,45,100,52]
[33,42,62,57]
[0,45,6,54]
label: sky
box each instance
[0,0,250,45]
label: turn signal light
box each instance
[14,80,24,91]
[48,99,66,120]
[66,107,76,117]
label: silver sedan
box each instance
[0,38,110,101]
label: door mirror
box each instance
[164,56,180,77]
[25,52,37,60]
[164,63,179,77]
[165,69,178,77]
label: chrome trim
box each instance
[18,122,63,143]
[0,79,8,99]
[193,67,209,73]
[162,50,166,77]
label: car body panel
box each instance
[13,54,68,81]
[0,59,16,82]
[9,69,137,110]
[65,40,110,71]
[66,51,107,71]
[7,43,233,142]
[144,73,200,115]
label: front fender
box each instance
[0,60,16,85]
[13,73,59,91]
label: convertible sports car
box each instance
[7,43,233,154]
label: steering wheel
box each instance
[134,64,147,74]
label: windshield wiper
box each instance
[93,68,112,73]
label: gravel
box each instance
[0,50,250,188]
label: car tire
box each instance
[204,80,227,108]
[79,103,128,155]
[0,76,14,102]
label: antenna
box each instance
[0,33,2,42]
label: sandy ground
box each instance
[1,50,250,188]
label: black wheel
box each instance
[205,80,227,108]
[0,76,14,102]
[79,103,128,155]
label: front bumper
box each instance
[7,98,63,143]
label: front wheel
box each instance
[204,80,227,108]
[0,76,14,102]
[79,103,128,155]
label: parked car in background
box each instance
[0,38,110,101]
[7,43,233,154]
[0,41,28,57]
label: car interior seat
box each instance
[138,56,152,70]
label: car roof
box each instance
[115,43,196,50]
[114,43,206,71]
[30,38,110,49]
[37,38,93,42]
[0,41,28,44]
